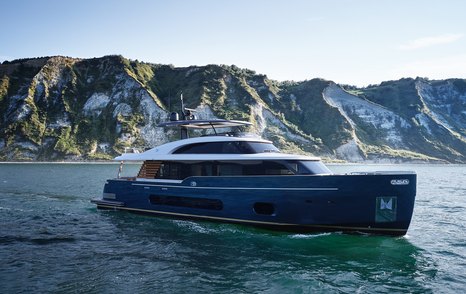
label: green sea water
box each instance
[0,163,465,293]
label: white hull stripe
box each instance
[131,183,338,191]
[96,204,405,232]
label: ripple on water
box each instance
[0,235,76,245]
[1,163,466,293]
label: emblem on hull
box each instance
[380,198,393,210]
[390,179,409,185]
[376,197,397,222]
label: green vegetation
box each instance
[0,76,10,129]
[361,144,443,162]
[277,79,353,150]
[359,78,422,118]
[0,56,465,162]
[54,126,80,155]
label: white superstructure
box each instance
[115,135,321,162]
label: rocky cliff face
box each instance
[1,55,465,162]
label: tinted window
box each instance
[174,142,279,154]
[149,195,223,210]
[157,162,191,179]
[243,161,293,175]
[253,202,275,215]
[218,163,243,176]
[247,142,279,153]
[286,161,333,175]
[156,160,295,179]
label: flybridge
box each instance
[158,119,253,139]
[161,93,252,139]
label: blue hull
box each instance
[92,173,416,236]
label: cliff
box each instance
[1,55,465,162]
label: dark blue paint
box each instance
[94,173,416,236]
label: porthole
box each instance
[253,202,275,215]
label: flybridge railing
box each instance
[122,146,152,154]
[123,147,141,154]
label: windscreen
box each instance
[284,160,333,175]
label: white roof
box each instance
[158,119,252,129]
[114,135,320,162]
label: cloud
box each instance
[390,53,466,80]
[399,33,464,50]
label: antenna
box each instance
[179,92,188,139]
[180,92,185,119]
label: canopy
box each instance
[158,119,252,129]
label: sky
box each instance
[1,0,465,86]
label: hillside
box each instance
[1,55,465,162]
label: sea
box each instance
[0,163,465,293]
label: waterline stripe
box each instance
[131,183,338,191]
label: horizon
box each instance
[1,0,465,87]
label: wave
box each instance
[0,235,76,245]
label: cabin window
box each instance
[149,195,223,210]
[173,142,279,154]
[242,161,293,175]
[253,202,275,215]
[156,162,190,179]
[292,161,333,175]
[246,142,280,153]
[156,162,218,179]
[155,160,296,179]
[218,163,243,176]
[198,163,217,176]
[174,142,235,154]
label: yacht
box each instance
[92,106,416,236]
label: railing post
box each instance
[118,161,123,178]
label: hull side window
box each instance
[253,202,275,215]
[149,195,223,210]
